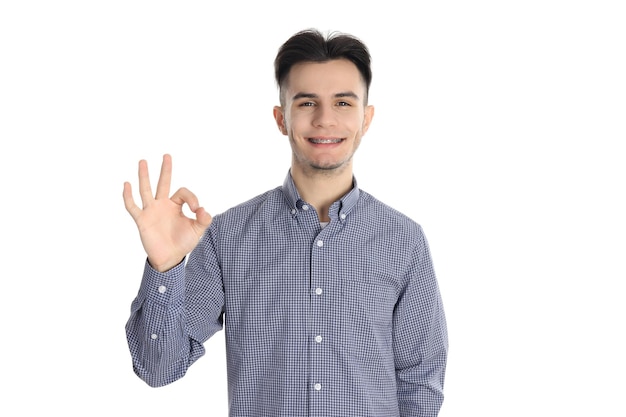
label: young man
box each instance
[123,28,448,416]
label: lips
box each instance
[308,138,344,144]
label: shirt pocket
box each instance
[340,269,399,348]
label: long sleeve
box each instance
[394,226,448,416]
[125,228,225,387]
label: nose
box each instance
[312,103,337,128]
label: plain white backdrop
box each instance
[1,1,625,415]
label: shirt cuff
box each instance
[137,257,186,307]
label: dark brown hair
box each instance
[274,29,372,105]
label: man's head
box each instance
[274,29,373,107]
[272,29,375,177]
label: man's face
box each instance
[274,59,374,176]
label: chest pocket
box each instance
[339,263,401,360]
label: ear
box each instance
[362,105,375,134]
[273,106,288,135]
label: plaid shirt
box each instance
[126,172,448,416]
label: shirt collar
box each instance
[282,170,360,220]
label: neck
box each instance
[290,164,354,222]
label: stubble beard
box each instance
[288,131,360,177]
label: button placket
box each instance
[310,219,334,399]
[311,279,323,394]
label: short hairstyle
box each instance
[274,28,372,105]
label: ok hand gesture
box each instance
[123,154,212,272]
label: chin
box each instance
[310,160,351,172]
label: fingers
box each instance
[155,154,172,200]
[125,155,208,227]
[171,187,212,231]
[194,207,213,229]
[170,186,199,210]
[137,159,154,207]
[136,154,172,207]
[122,181,141,220]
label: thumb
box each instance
[194,207,213,231]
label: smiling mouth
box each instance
[309,138,344,144]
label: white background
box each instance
[1,1,625,415]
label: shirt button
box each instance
[150,334,158,340]
[315,287,323,295]
[314,383,322,391]
[302,204,309,211]
[340,213,346,220]
[291,209,296,215]
[158,285,167,294]
[315,335,323,343]
[316,240,323,247]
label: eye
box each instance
[336,101,351,107]
[299,101,315,107]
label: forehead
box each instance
[285,59,365,96]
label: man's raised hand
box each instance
[123,154,212,272]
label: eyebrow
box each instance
[291,91,360,101]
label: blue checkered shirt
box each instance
[126,172,448,416]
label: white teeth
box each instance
[310,138,342,144]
